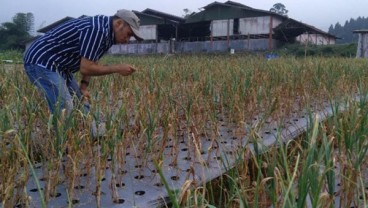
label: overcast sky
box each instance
[1,0,367,33]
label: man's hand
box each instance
[116,64,136,76]
[80,88,91,102]
[80,76,91,102]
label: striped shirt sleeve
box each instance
[79,28,106,61]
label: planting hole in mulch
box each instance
[183,157,191,161]
[113,198,125,204]
[169,163,177,167]
[30,188,43,192]
[15,203,26,208]
[74,185,85,190]
[135,191,145,196]
[225,151,234,155]
[135,175,144,179]
[69,199,79,204]
[80,173,88,177]
[154,183,164,187]
[51,193,62,198]
[116,183,125,188]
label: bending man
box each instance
[23,9,143,115]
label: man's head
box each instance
[113,9,143,44]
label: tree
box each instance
[328,17,368,44]
[0,12,34,50]
[270,3,288,16]
[182,8,194,19]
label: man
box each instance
[23,9,143,115]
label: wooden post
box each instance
[315,34,318,45]
[227,19,230,48]
[247,33,250,50]
[155,25,158,54]
[210,21,213,48]
[269,16,273,50]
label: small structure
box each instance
[353,29,368,58]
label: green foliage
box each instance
[270,3,288,16]
[328,16,368,44]
[0,13,34,51]
[274,43,357,58]
[0,50,23,62]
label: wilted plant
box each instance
[0,53,367,207]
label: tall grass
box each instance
[0,53,367,207]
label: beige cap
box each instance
[115,9,144,41]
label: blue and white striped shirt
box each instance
[24,15,114,79]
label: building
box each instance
[180,1,337,49]
[30,1,338,54]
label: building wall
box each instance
[209,16,284,38]
[138,25,157,41]
[239,16,282,35]
[296,33,336,45]
[211,19,234,37]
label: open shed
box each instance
[274,19,337,45]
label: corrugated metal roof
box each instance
[273,18,339,39]
[201,1,286,18]
[141,8,185,23]
[186,1,287,23]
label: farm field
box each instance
[0,53,368,208]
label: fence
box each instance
[108,39,282,55]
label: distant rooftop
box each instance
[141,8,185,23]
[37,16,74,33]
[353,29,368,33]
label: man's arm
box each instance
[80,57,136,76]
[79,57,136,100]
